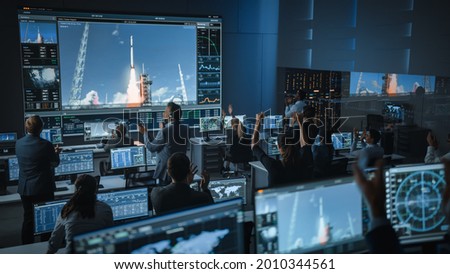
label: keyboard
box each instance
[55,186,69,192]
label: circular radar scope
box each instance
[395,171,446,232]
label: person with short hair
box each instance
[138,102,189,184]
[351,128,384,170]
[16,115,61,244]
[47,174,113,253]
[150,152,213,215]
[424,132,450,163]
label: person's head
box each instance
[295,90,305,101]
[25,115,44,136]
[366,129,381,145]
[231,118,244,139]
[167,152,190,183]
[303,105,315,119]
[165,102,182,122]
[277,130,299,166]
[61,174,98,219]
[115,123,127,138]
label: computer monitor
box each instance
[146,150,156,166]
[83,121,116,142]
[34,187,149,235]
[40,128,63,144]
[0,132,17,143]
[263,115,283,129]
[331,132,352,150]
[7,157,19,181]
[190,177,247,204]
[33,199,67,235]
[97,187,149,222]
[55,150,94,176]
[110,146,146,170]
[72,198,244,254]
[199,116,222,141]
[199,116,222,133]
[385,163,449,244]
[224,115,246,129]
[254,177,367,254]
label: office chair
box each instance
[222,130,253,178]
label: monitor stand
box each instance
[203,132,210,142]
[334,150,341,157]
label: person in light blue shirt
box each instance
[284,91,306,126]
[351,128,384,170]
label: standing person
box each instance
[47,174,113,253]
[16,115,61,244]
[138,102,189,184]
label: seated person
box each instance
[223,118,252,172]
[312,126,334,178]
[251,112,307,186]
[424,132,450,163]
[151,152,213,215]
[350,128,384,170]
[47,174,113,253]
[352,160,402,253]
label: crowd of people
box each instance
[12,98,450,253]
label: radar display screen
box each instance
[385,164,449,244]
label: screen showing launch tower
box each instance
[17,7,222,113]
[254,177,367,254]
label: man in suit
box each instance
[150,152,213,215]
[16,115,61,244]
[138,102,189,184]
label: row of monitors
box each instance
[71,163,448,253]
[7,146,157,181]
[34,177,247,235]
[2,113,283,146]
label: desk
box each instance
[190,137,226,174]
[0,175,126,248]
[0,241,52,254]
[249,161,268,190]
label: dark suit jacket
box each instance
[151,182,214,215]
[365,224,402,254]
[16,134,60,196]
[145,122,189,182]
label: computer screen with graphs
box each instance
[7,157,19,181]
[331,132,352,150]
[385,163,449,244]
[263,115,283,129]
[34,187,149,235]
[55,150,94,176]
[40,128,63,144]
[110,146,146,170]
[73,199,244,254]
[254,177,367,254]
[0,132,17,143]
[191,177,247,204]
